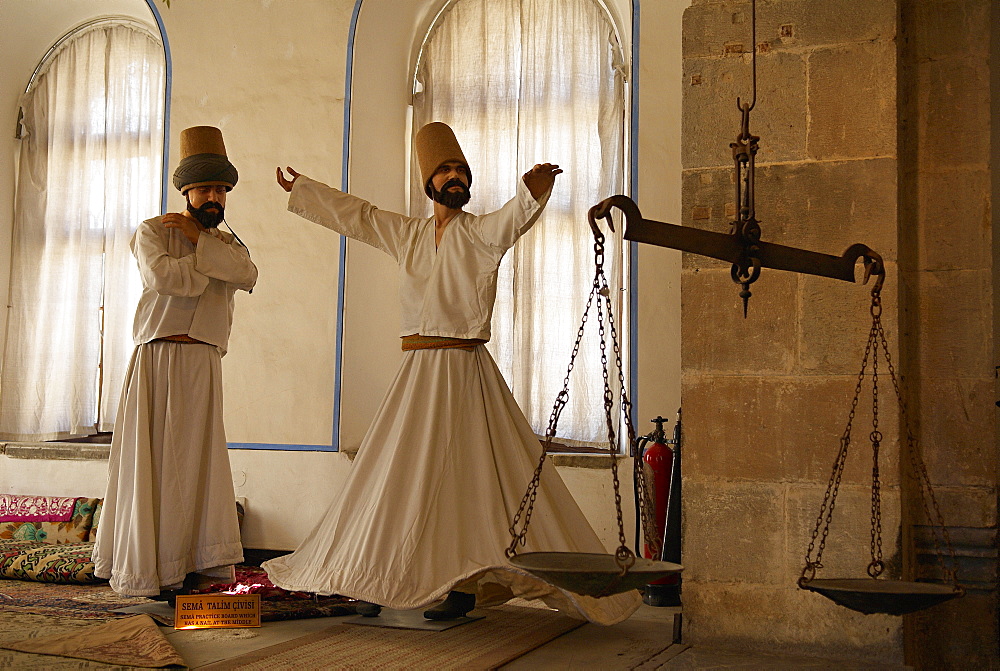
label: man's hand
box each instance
[522,163,563,201]
[162,212,203,246]
[276,166,301,192]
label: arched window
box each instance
[412,0,628,445]
[0,19,165,440]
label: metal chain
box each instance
[506,277,597,558]
[603,277,659,556]
[799,304,877,584]
[595,285,632,561]
[802,287,962,590]
[871,293,962,587]
[867,335,884,578]
[507,228,645,572]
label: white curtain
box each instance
[412,0,627,444]
[0,22,165,441]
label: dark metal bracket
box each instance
[588,195,886,306]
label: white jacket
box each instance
[130,217,257,355]
[288,176,549,341]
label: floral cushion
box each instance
[88,500,103,542]
[0,498,100,545]
[0,539,101,584]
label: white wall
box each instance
[0,453,108,499]
[0,0,686,552]
[161,2,351,448]
[635,2,686,430]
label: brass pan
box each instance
[800,578,962,615]
[509,552,683,598]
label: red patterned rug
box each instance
[193,566,357,622]
[0,566,356,622]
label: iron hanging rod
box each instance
[736,0,757,113]
[589,195,886,295]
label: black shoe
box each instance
[149,589,180,607]
[182,572,218,594]
[355,601,382,617]
[423,591,476,620]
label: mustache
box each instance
[442,178,468,193]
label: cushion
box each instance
[0,494,78,521]
[0,539,101,584]
[0,498,101,545]
[88,500,103,542]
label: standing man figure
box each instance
[93,126,257,598]
[264,122,640,625]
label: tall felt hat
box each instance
[172,126,239,194]
[415,122,471,197]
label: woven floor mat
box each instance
[199,603,584,670]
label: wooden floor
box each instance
[0,600,907,669]
[167,601,684,669]
[168,601,909,669]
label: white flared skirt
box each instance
[263,346,640,625]
[93,341,243,596]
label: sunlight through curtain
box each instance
[412,0,627,444]
[0,21,164,440]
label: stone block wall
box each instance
[680,0,998,666]
[681,0,903,663]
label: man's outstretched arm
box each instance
[277,166,300,192]
[277,166,413,259]
[521,163,563,201]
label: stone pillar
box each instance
[680,0,905,662]
[680,0,999,665]
[899,0,998,667]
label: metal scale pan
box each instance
[510,552,682,598]
[794,288,966,617]
[504,202,683,602]
[799,578,963,616]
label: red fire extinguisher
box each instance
[636,411,681,607]
[638,416,672,559]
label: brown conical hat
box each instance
[173,126,239,193]
[415,122,471,196]
[180,125,227,159]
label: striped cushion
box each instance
[0,539,101,584]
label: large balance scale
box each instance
[507,0,964,616]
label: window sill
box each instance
[0,443,624,469]
[550,453,626,469]
[1,442,110,461]
[340,446,619,469]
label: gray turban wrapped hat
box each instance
[172,126,238,194]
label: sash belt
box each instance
[152,334,209,345]
[401,334,486,351]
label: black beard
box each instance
[187,200,224,228]
[431,178,471,209]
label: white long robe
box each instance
[93,218,257,596]
[263,178,641,624]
